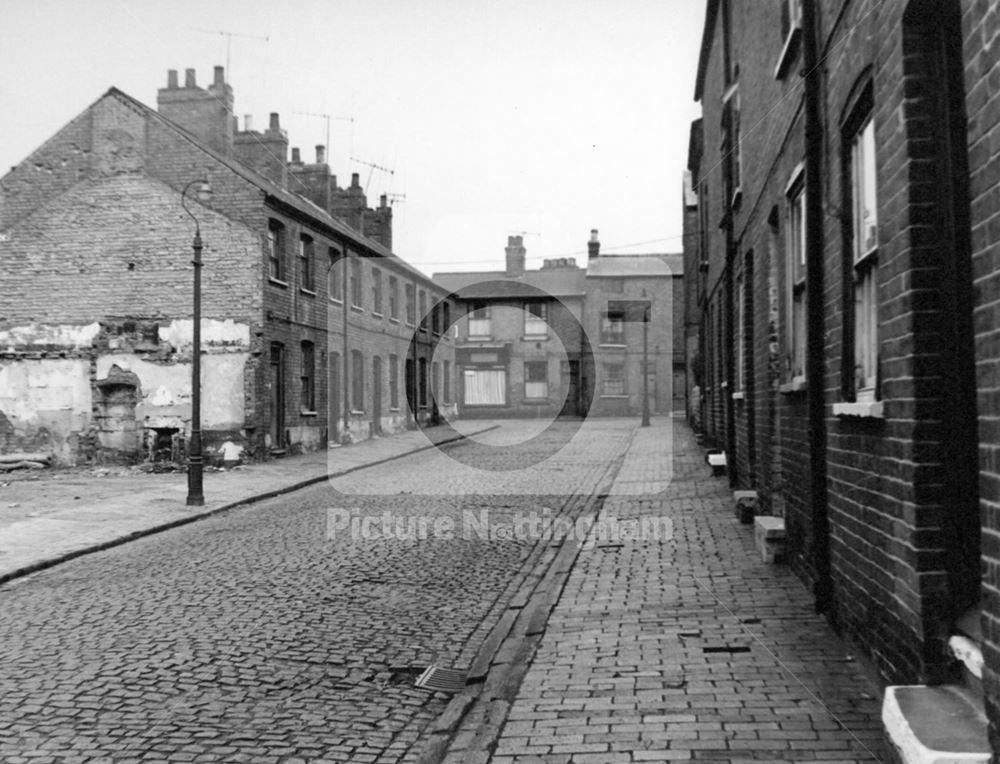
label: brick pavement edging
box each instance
[0,426,497,588]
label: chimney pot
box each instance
[213,66,225,86]
[291,147,301,163]
[269,112,280,131]
[185,68,196,88]
[316,145,326,164]
[167,69,178,89]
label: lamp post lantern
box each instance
[181,179,212,506]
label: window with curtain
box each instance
[848,104,879,400]
[524,360,548,399]
[463,369,506,405]
[524,301,548,337]
[299,234,315,292]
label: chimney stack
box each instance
[316,145,326,164]
[588,229,600,260]
[351,172,361,189]
[291,147,301,163]
[269,113,281,131]
[243,114,253,132]
[158,66,234,157]
[505,235,526,277]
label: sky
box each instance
[0,0,705,277]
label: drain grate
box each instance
[414,665,466,693]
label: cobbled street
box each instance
[0,421,635,764]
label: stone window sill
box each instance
[300,287,317,297]
[731,391,745,401]
[300,409,318,417]
[779,379,807,395]
[833,401,884,419]
[268,277,289,288]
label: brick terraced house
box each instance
[435,231,684,419]
[435,235,589,418]
[685,0,1000,758]
[0,66,456,465]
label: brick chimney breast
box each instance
[158,67,234,158]
[588,229,600,260]
[505,235,526,277]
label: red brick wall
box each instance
[690,0,984,687]
[962,0,1000,752]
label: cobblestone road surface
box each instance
[0,421,634,764]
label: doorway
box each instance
[372,355,382,434]
[270,343,285,449]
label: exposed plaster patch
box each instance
[158,319,250,349]
[0,322,101,351]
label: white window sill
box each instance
[350,409,365,416]
[731,391,745,401]
[330,297,343,305]
[389,316,400,323]
[599,342,627,349]
[600,394,629,399]
[720,381,729,390]
[268,277,289,287]
[372,312,384,318]
[523,335,549,341]
[779,379,807,394]
[300,409,318,417]
[300,287,317,297]
[833,401,884,419]
[389,407,400,412]
[350,305,364,313]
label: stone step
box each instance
[882,684,989,764]
[706,450,727,476]
[753,516,785,563]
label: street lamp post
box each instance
[181,179,212,506]
[642,301,651,427]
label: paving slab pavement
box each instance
[449,418,888,763]
[0,421,496,584]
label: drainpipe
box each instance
[724,244,736,487]
[343,247,350,443]
[802,0,832,614]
